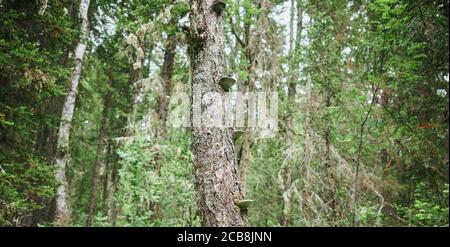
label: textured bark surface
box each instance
[53,0,90,226]
[189,0,247,227]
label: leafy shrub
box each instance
[395,183,449,226]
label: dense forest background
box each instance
[0,0,448,227]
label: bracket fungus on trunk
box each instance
[233,129,244,142]
[236,199,254,210]
[212,0,226,14]
[219,76,236,92]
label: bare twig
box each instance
[352,82,380,226]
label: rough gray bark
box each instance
[85,91,110,227]
[53,0,90,226]
[189,0,247,227]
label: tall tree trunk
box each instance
[189,0,247,227]
[325,86,337,226]
[145,33,177,223]
[238,0,268,198]
[102,141,112,211]
[106,142,120,226]
[85,91,110,226]
[156,35,176,139]
[52,0,90,226]
[239,43,255,197]
[304,78,312,130]
[285,0,299,144]
[301,77,313,223]
[280,0,302,227]
[149,29,178,222]
[128,56,145,131]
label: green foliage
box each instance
[113,132,199,227]
[357,204,384,226]
[0,0,78,226]
[0,0,447,227]
[395,183,449,226]
[0,158,55,226]
[247,138,285,226]
[115,137,160,226]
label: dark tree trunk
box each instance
[85,91,110,226]
[156,35,176,139]
[325,90,337,226]
[280,0,303,227]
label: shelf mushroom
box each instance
[236,199,254,210]
[233,129,244,142]
[219,76,236,92]
[212,0,226,14]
